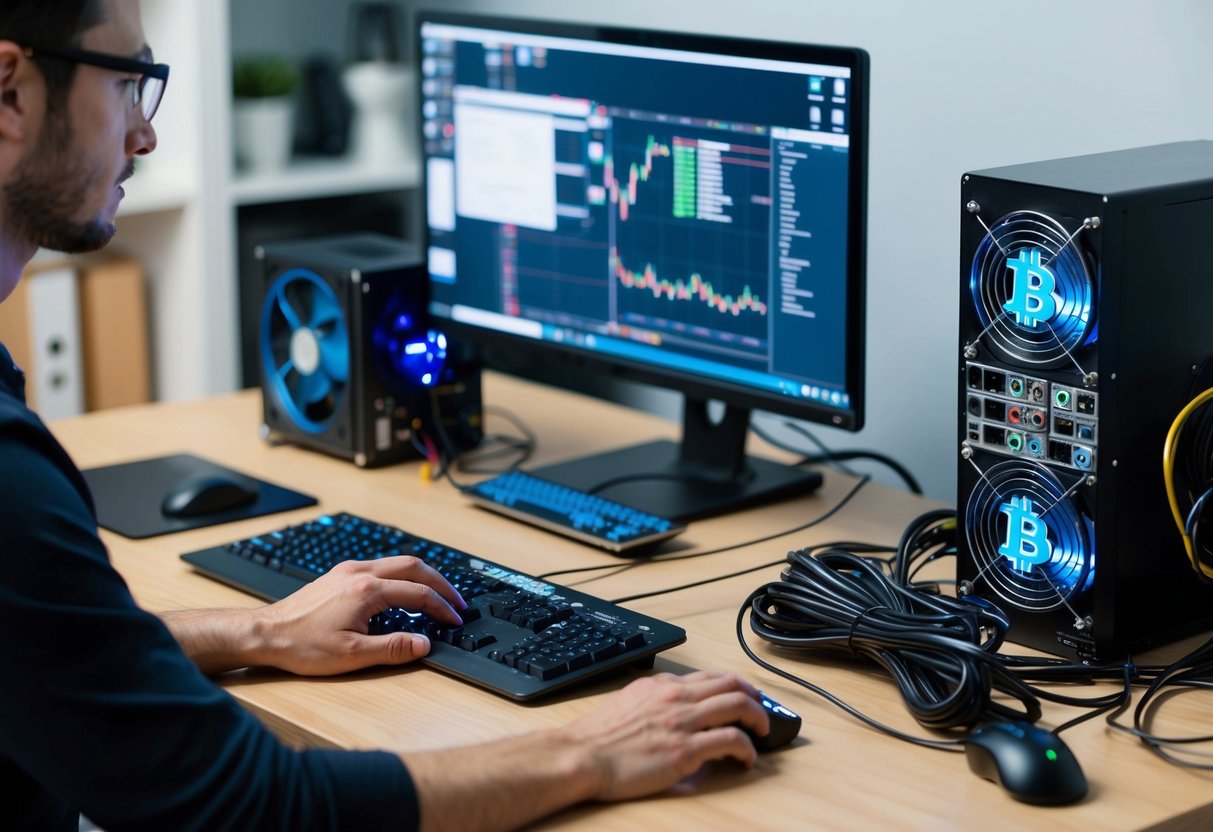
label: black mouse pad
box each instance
[82,453,318,539]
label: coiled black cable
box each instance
[744,547,1042,732]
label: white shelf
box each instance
[229,155,421,206]
[118,175,195,217]
[127,0,425,403]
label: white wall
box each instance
[400,0,1213,501]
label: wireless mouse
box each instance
[161,473,259,517]
[964,720,1087,805]
[739,692,802,752]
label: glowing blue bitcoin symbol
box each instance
[998,496,1052,573]
[1003,249,1058,328]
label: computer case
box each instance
[258,233,481,467]
[956,141,1213,661]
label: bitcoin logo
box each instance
[998,495,1052,573]
[1003,249,1058,328]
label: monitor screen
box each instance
[418,13,869,520]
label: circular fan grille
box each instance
[260,268,349,434]
[970,210,1096,367]
[964,459,1095,611]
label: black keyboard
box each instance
[180,512,686,701]
[464,470,686,553]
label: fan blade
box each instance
[273,284,305,331]
[297,369,332,404]
[309,291,343,330]
[317,330,350,383]
[273,357,294,383]
[285,367,303,405]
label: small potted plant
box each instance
[231,54,299,172]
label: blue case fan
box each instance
[262,267,351,434]
[961,459,1095,624]
[966,208,1099,375]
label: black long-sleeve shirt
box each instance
[0,341,419,831]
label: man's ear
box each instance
[0,41,41,143]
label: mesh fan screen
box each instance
[964,459,1095,611]
[969,210,1096,368]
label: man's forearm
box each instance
[158,607,266,674]
[403,727,602,832]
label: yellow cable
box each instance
[1162,387,1213,578]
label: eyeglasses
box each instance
[22,45,170,122]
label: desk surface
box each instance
[50,374,1213,831]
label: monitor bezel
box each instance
[416,10,869,432]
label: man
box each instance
[0,2,771,830]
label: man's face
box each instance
[2,0,154,254]
[3,95,121,252]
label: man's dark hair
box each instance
[0,0,105,109]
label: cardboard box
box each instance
[77,256,151,410]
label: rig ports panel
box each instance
[963,362,1098,471]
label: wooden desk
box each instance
[50,375,1213,831]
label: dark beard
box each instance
[3,109,117,254]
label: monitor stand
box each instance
[530,397,823,522]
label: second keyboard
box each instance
[463,470,687,553]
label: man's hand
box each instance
[250,556,467,675]
[404,670,771,832]
[161,555,466,676]
[566,670,769,801]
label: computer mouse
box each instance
[161,473,260,517]
[964,720,1088,805]
[738,692,803,752]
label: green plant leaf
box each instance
[232,54,298,98]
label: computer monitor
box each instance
[417,13,869,521]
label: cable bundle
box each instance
[737,511,1211,762]
[1163,387,1213,582]
[744,547,1043,732]
[1112,634,1213,769]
